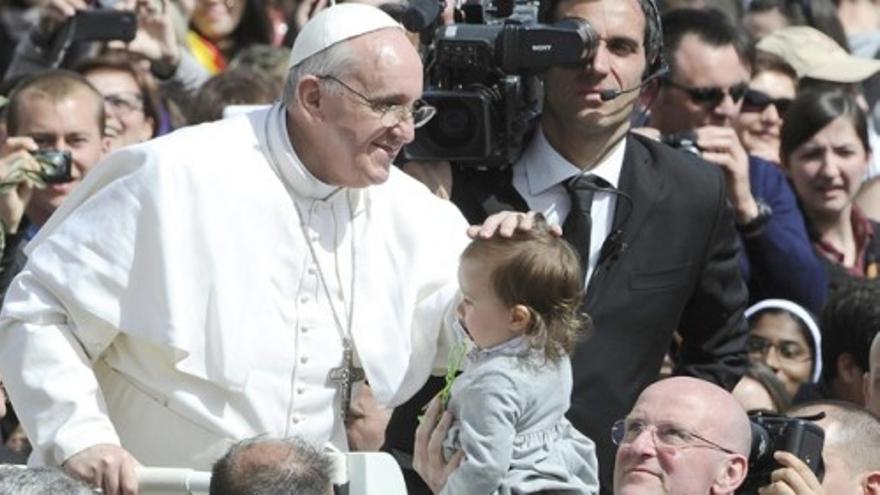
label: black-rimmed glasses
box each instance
[611,418,736,455]
[747,335,810,362]
[664,79,749,108]
[741,89,793,115]
[317,75,436,129]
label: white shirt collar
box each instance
[519,127,626,194]
[267,103,343,201]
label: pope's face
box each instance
[318,29,423,188]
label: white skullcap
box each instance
[288,3,402,69]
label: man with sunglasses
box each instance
[0,5,473,495]
[645,8,826,315]
[613,376,751,495]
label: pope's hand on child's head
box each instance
[413,396,464,493]
[468,211,562,240]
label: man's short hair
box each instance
[661,8,748,76]
[538,0,664,77]
[5,69,105,137]
[210,436,334,495]
[819,280,880,382]
[790,401,880,475]
[0,466,92,495]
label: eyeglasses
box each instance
[741,89,793,115]
[103,92,145,116]
[663,79,749,107]
[611,418,735,455]
[317,75,436,129]
[747,335,811,362]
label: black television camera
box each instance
[402,0,596,168]
[30,150,73,184]
[736,412,825,495]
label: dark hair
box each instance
[746,0,849,50]
[743,361,793,413]
[780,88,870,166]
[192,0,273,59]
[460,215,588,364]
[5,69,104,137]
[210,436,333,495]
[538,0,663,76]
[74,49,164,138]
[188,69,280,125]
[749,49,798,84]
[661,8,748,76]
[819,280,880,382]
[748,307,819,375]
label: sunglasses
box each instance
[664,79,749,107]
[741,89,793,115]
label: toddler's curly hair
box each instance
[461,215,590,363]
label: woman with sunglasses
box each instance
[745,298,822,398]
[781,88,880,289]
[735,51,797,165]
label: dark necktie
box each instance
[563,174,607,278]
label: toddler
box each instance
[440,217,599,494]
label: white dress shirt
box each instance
[513,128,626,283]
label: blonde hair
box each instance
[460,215,589,364]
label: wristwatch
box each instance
[738,199,772,238]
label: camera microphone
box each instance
[599,68,668,101]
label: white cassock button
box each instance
[300,356,309,364]
[307,265,317,276]
[300,295,310,304]
[297,387,305,395]
[291,416,300,424]
[301,326,309,334]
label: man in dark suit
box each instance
[402,0,749,492]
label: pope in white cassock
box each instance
[0,4,470,494]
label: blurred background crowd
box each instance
[0,0,879,484]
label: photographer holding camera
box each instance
[642,8,826,314]
[0,69,109,299]
[756,401,880,495]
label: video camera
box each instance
[402,0,596,168]
[736,411,825,495]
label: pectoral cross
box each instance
[329,338,365,424]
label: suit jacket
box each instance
[451,132,749,493]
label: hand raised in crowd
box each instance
[758,451,825,495]
[413,395,463,494]
[0,138,42,234]
[35,0,89,39]
[468,210,562,239]
[693,125,761,224]
[113,0,183,77]
[63,443,140,495]
[402,161,453,200]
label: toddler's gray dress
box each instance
[441,337,599,495]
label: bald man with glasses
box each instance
[612,376,751,495]
[643,7,826,315]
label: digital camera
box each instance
[31,150,73,184]
[737,412,825,494]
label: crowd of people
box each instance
[0,0,878,493]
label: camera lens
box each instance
[427,99,478,149]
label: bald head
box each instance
[210,437,334,495]
[643,377,752,454]
[614,377,751,495]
